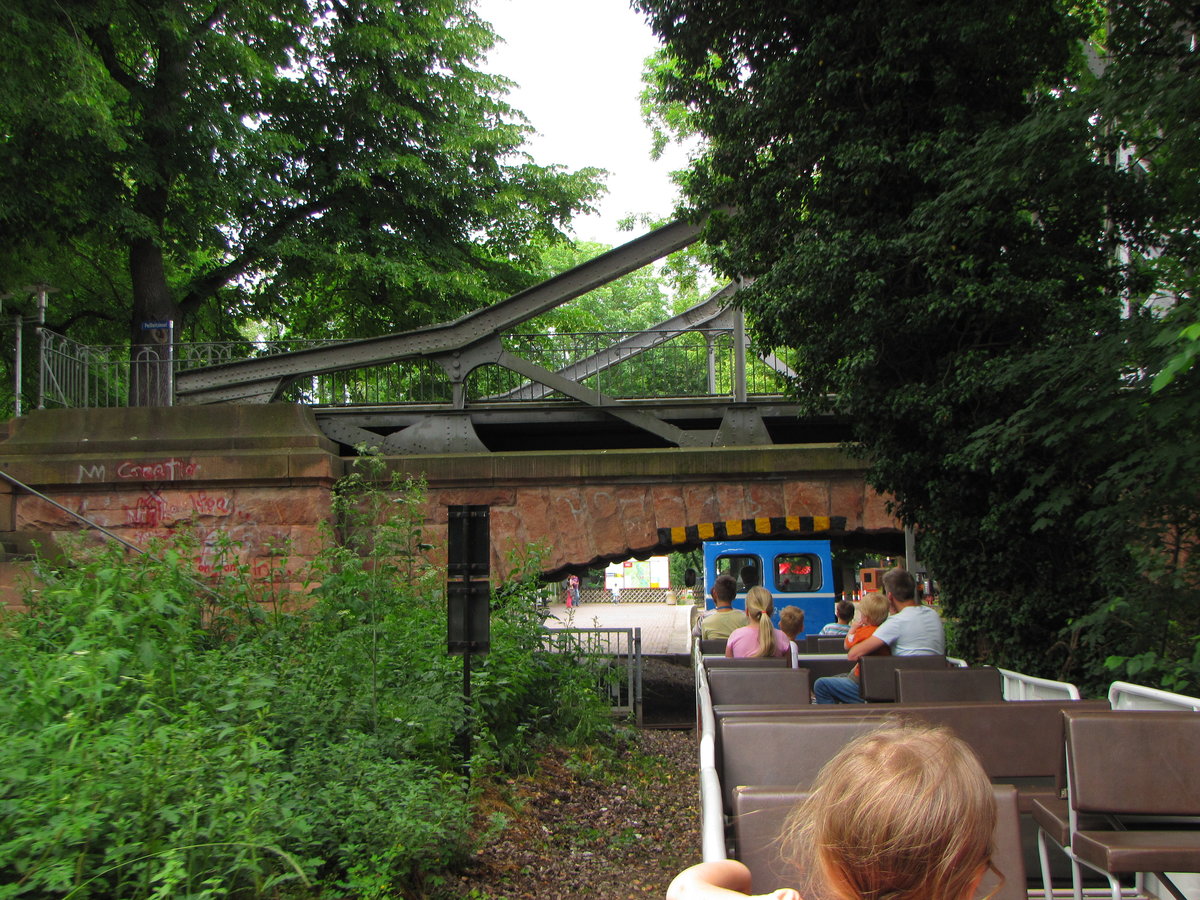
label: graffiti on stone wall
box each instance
[76,457,201,484]
[116,487,273,579]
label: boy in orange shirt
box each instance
[845,590,891,681]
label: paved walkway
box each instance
[542,601,696,655]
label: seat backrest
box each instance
[1065,709,1200,816]
[699,638,728,655]
[895,666,1004,703]
[804,635,823,652]
[734,784,1026,900]
[815,636,846,653]
[858,655,948,702]
[704,656,789,670]
[712,699,1111,784]
[790,655,856,680]
[719,717,880,812]
[708,668,811,708]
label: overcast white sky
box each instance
[473,0,691,247]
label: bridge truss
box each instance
[39,220,850,454]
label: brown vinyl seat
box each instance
[814,635,846,653]
[1035,709,1200,900]
[733,784,1027,900]
[718,718,880,813]
[857,654,948,702]
[714,699,1111,814]
[789,654,855,680]
[707,667,811,708]
[895,666,1004,703]
[698,638,728,655]
[703,656,790,669]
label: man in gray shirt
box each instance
[814,567,944,703]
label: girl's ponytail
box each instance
[745,586,777,658]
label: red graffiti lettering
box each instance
[188,492,233,516]
[124,491,167,527]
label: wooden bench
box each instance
[733,784,1027,899]
[717,717,880,813]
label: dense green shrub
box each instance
[0,469,613,898]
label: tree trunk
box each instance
[128,237,181,407]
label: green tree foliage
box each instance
[528,240,677,334]
[637,0,1200,691]
[0,0,604,354]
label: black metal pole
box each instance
[460,651,472,780]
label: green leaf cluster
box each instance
[0,0,605,355]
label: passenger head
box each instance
[712,574,737,606]
[744,585,779,657]
[785,723,998,900]
[834,599,854,624]
[882,566,916,603]
[858,591,889,627]
[779,605,805,640]
[740,564,760,590]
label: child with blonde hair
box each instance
[725,586,790,659]
[666,723,1000,900]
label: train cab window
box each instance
[715,555,762,593]
[774,554,821,594]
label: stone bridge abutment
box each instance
[0,405,901,606]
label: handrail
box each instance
[695,663,727,862]
[1108,680,1200,711]
[995,667,1080,701]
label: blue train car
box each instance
[700,538,838,635]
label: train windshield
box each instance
[774,554,821,593]
[714,555,762,592]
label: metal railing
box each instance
[540,626,643,725]
[37,327,795,409]
[1108,680,1200,711]
[38,330,348,409]
[996,667,1081,701]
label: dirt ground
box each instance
[458,657,700,899]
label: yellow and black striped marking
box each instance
[658,515,848,547]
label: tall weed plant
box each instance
[0,461,612,898]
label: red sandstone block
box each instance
[829,479,867,528]
[863,489,900,530]
[681,483,720,528]
[782,480,831,518]
[746,482,786,520]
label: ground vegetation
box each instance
[0,464,624,898]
